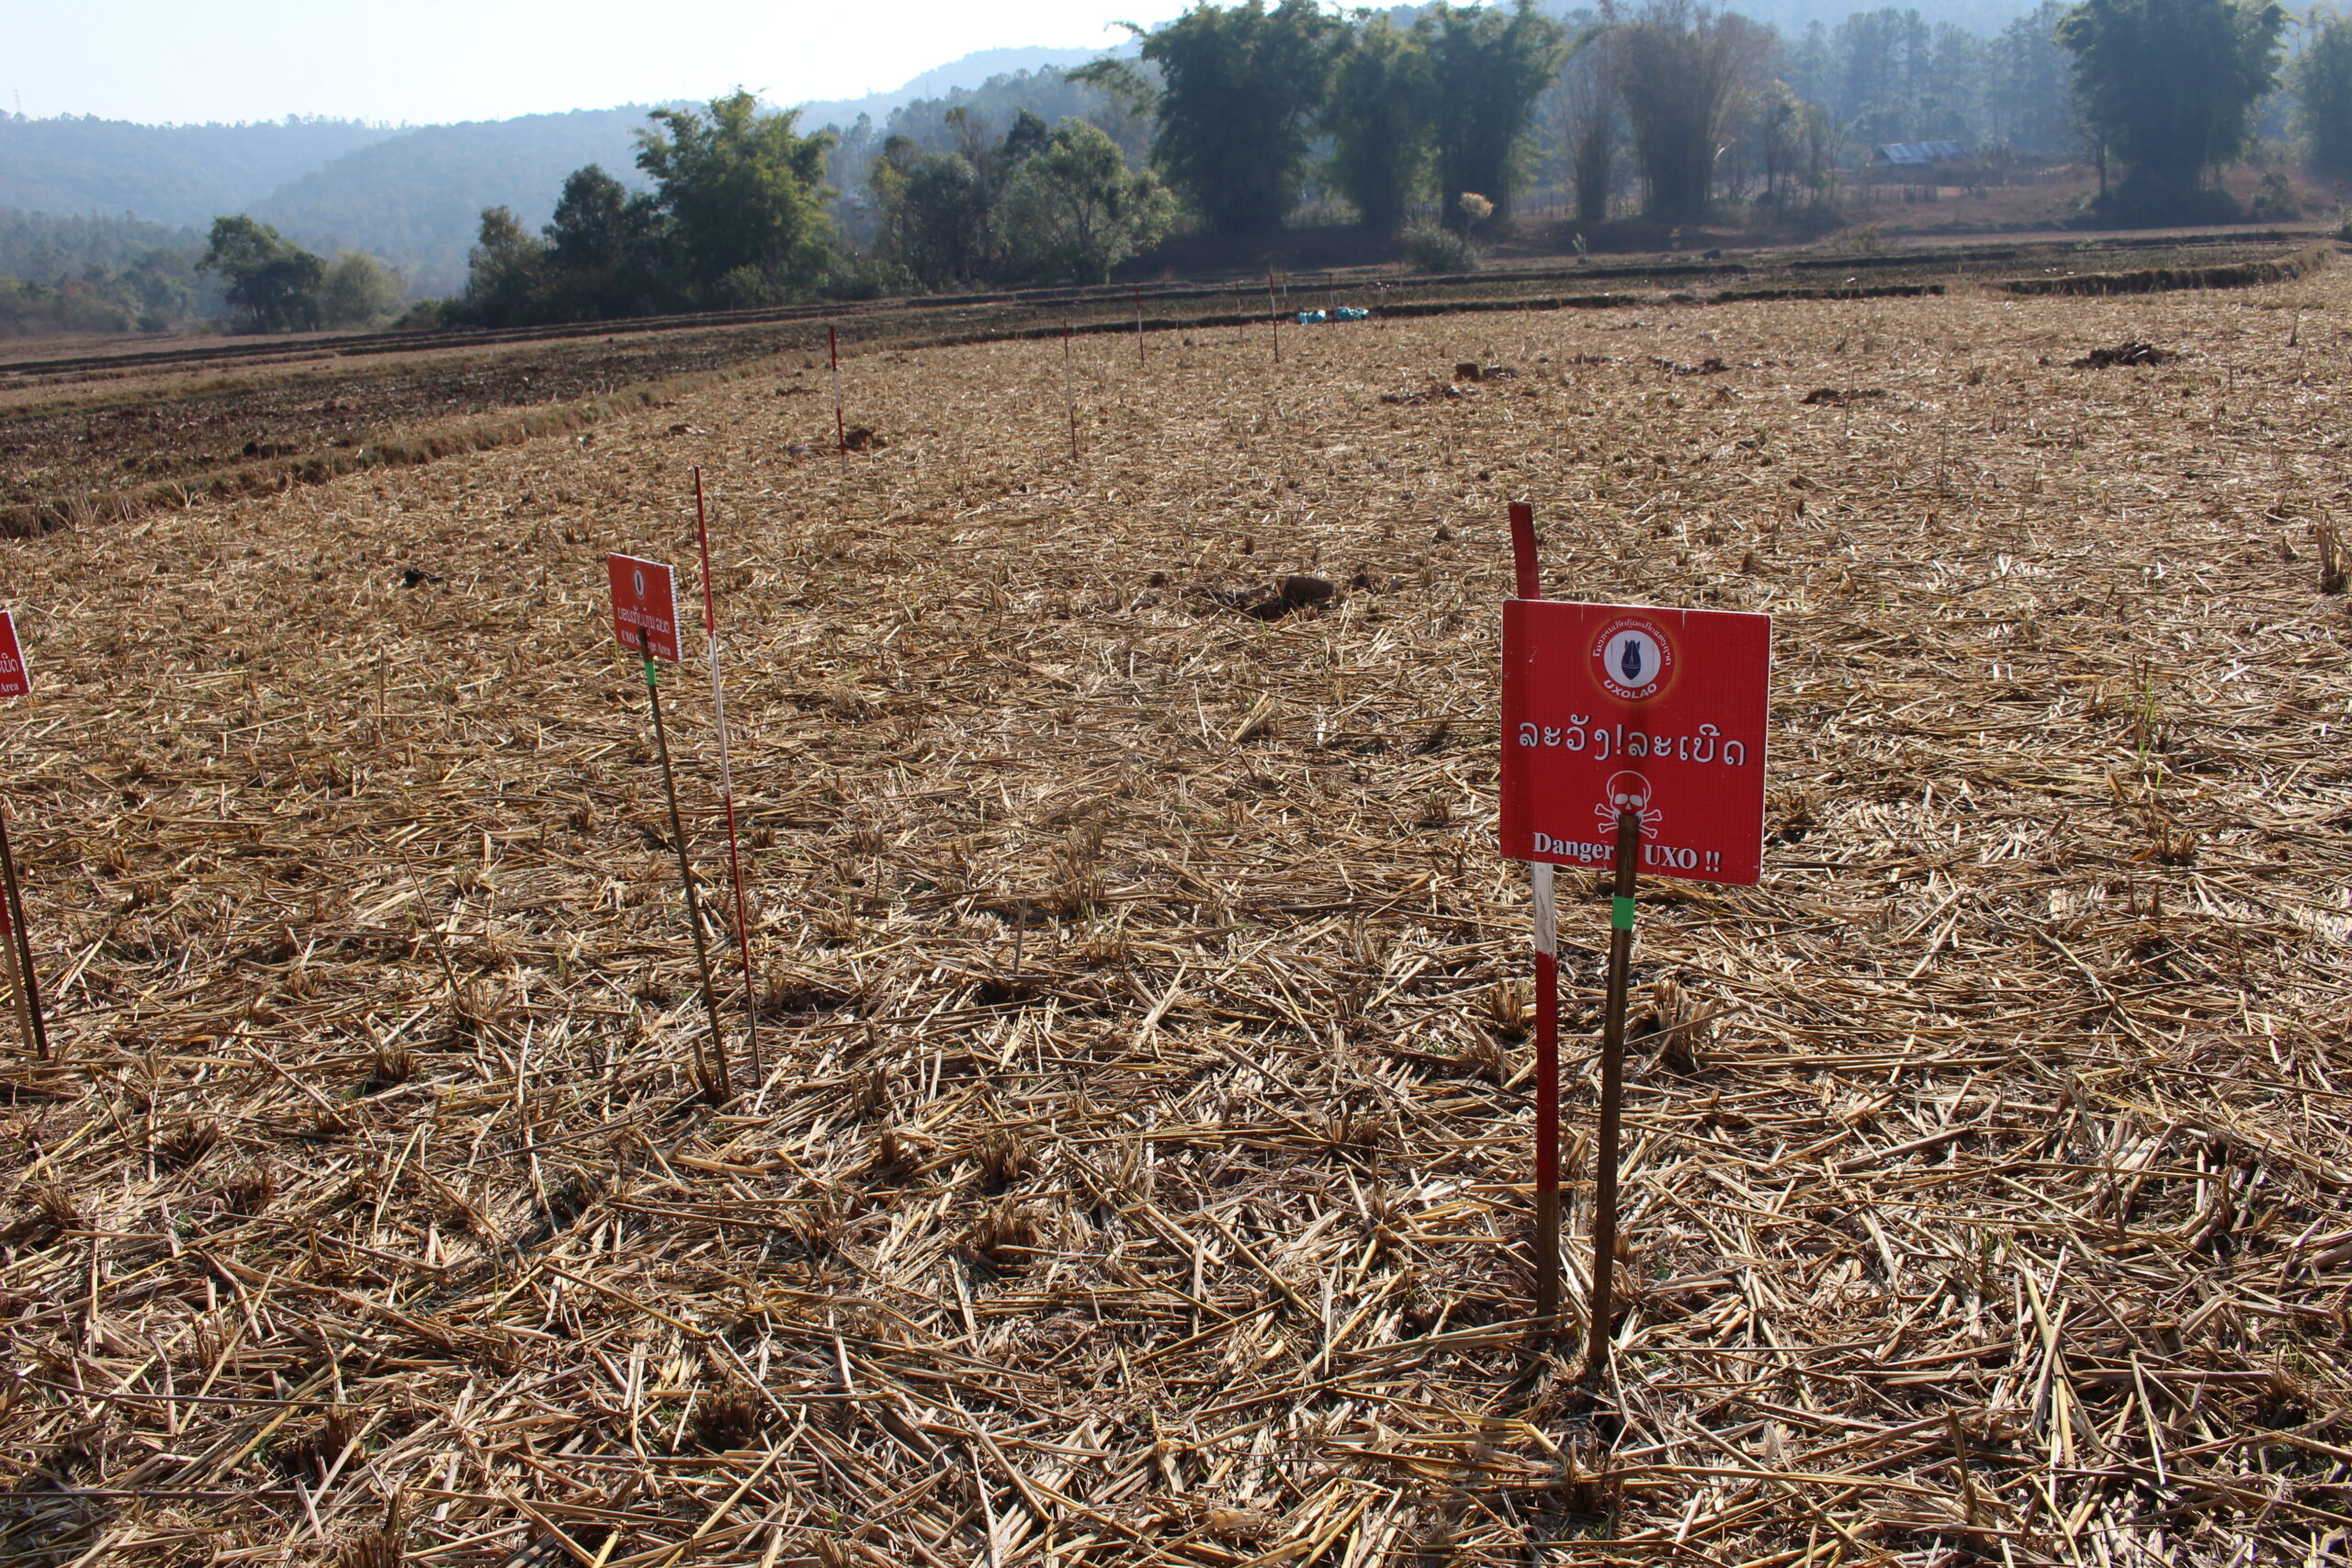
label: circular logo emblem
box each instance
[1590,615,1674,702]
[632,568,647,601]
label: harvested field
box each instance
[2,265,2349,1566]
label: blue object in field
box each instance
[1334,306,1370,321]
[1295,310,1329,325]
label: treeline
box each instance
[423,0,2344,330]
[0,207,406,338]
[0,209,214,338]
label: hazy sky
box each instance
[9,0,1194,126]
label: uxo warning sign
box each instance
[606,554,683,663]
[0,611,27,699]
[1499,599,1770,886]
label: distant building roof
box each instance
[1874,141,1966,165]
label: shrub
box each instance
[1405,220,1480,273]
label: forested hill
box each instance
[250,109,658,297]
[0,116,396,229]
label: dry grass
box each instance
[0,267,2348,1565]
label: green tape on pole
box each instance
[1611,896,1635,931]
[643,657,658,686]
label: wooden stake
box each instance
[1135,285,1145,367]
[1064,323,1079,461]
[1583,807,1640,1383]
[1267,270,1281,366]
[693,468,761,1087]
[0,803,48,1061]
[1509,503,1560,1342]
[640,651,729,1102]
[830,324,848,478]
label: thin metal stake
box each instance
[641,653,729,1101]
[1584,807,1640,1382]
[693,468,761,1086]
[0,804,48,1060]
[830,324,847,478]
[1064,323,1079,460]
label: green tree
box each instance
[2293,10,2352,182]
[1141,0,1336,235]
[1324,18,1434,234]
[540,164,665,318]
[456,206,546,325]
[319,252,402,327]
[1549,25,1623,227]
[1615,0,1773,223]
[635,90,835,306]
[868,139,991,287]
[2057,0,2285,209]
[198,215,326,333]
[1421,1,1571,229]
[1001,119,1175,283]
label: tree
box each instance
[539,164,664,318]
[635,90,835,306]
[2057,0,2285,210]
[1990,1,2079,152]
[2293,10,2352,182]
[1140,0,1336,235]
[457,206,546,326]
[1001,119,1175,283]
[1615,0,1773,224]
[1324,18,1434,234]
[1421,1,1571,228]
[198,215,325,333]
[320,252,402,327]
[1549,25,1623,227]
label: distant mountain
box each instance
[0,115,397,229]
[795,47,1113,133]
[251,108,659,297]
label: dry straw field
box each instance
[2,262,2350,1567]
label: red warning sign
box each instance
[0,611,27,699]
[606,554,682,662]
[1499,600,1770,886]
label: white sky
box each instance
[8,0,1193,126]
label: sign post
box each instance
[607,555,732,1102]
[0,610,45,1062]
[1499,506,1769,1378]
[691,471,762,1088]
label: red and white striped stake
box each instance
[1508,502,1561,1338]
[1135,285,1145,366]
[1267,269,1281,366]
[1063,322,1079,460]
[829,323,847,477]
[693,468,762,1086]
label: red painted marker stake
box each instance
[1507,503,1557,1340]
[0,803,46,1063]
[0,610,43,1063]
[1267,270,1281,366]
[1135,285,1145,366]
[693,469,762,1087]
[1063,323,1079,460]
[830,324,847,477]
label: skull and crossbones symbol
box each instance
[1596,771,1662,838]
